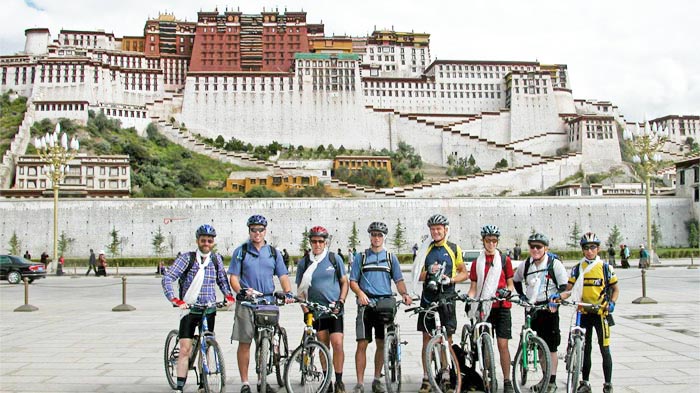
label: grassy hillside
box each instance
[25,111,257,197]
[0,92,28,157]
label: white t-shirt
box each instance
[512,254,568,303]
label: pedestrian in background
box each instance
[607,244,616,267]
[23,250,31,260]
[86,249,97,276]
[96,251,107,276]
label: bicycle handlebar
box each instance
[559,299,602,312]
[172,301,228,309]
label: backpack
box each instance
[522,252,560,288]
[235,242,280,278]
[299,252,343,282]
[359,249,395,282]
[179,251,222,298]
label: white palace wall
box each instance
[0,197,691,258]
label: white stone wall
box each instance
[24,31,50,55]
[0,196,692,257]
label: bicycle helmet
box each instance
[527,232,549,246]
[195,224,217,238]
[480,224,501,238]
[367,221,389,235]
[308,226,329,239]
[579,232,601,247]
[247,214,268,227]
[427,214,449,227]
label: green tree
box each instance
[391,219,407,254]
[299,227,310,254]
[107,227,120,257]
[494,158,508,169]
[8,231,21,255]
[686,219,699,248]
[245,186,283,198]
[57,231,75,256]
[607,225,623,247]
[567,222,582,249]
[348,222,360,250]
[651,222,662,248]
[152,226,167,257]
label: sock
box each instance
[550,375,556,383]
[176,377,186,389]
[242,381,250,386]
[335,372,343,384]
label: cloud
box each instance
[24,0,44,11]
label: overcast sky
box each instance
[1,0,697,121]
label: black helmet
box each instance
[195,224,217,238]
[367,221,389,235]
[247,215,268,227]
[427,214,449,227]
[480,225,501,238]
[528,232,549,246]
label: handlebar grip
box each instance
[405,307,419,313]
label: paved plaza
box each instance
[1,264,699,393]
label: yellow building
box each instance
[333,155,392,173]
[223,170,318,193]
[309,36,354,53]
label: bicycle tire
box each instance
[200,337,226,393]
[284,340,333,393]
[424,335,462,393]
[480,333,498,393]
[512,334,550,393]
[275,326,290,388]
[566,335,583,393]
[164,329,180,390]
[383,332,402,393]
[258,336,272,393]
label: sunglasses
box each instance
[249,227,266,233]
[310,239,326,244]
[198,238,215,244]
[529,244,544,250]
[582,245,598,251]
[483,238,499,244]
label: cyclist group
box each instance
[162,213,619,393]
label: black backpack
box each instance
[299,252,343,282]
[235,242,280,278]
[178,251,222,298]
[522,252,560,288]
[359,249,395,281]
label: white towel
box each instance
[298,249,328,297]
[525,254,549,303]
[570,256,602,303]
[180,250,212,319]
[470,249,502,320]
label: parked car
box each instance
[462,249,481,272]
[0,255,47,284]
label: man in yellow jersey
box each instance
[553,232,619,393]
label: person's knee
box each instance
[356,340,369,352]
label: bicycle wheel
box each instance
[424,335,461,393]
[275,326,290,387]
[480,333,498,393]
[512,335,550,393]
[200,337,226,393]
[565,335,583,393]
[258,337,272,393]
[284,340,333,393]
[383,332,402,393]
[164,329,180,389]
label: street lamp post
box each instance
[33,123,79,275]
[623,121,668,304]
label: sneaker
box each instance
[241,385,252,393]
[353,383,365,393]
[602,383,613,393]
[371,380,386,393]
[503,379,514,393]
[335,381,347,393]
[546,383,558,393]
[257,383,277,393]
[419,378,431,393]
[576,381,591,393]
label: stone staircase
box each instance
[0,99,35,189]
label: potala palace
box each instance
[0,8,697,198]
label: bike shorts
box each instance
[356,305,388,342]
[314,315,344,335]
[179,311,216,339]
[417,302,457,336]
[531,308,561,351]
[487,307,512,340]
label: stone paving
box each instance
[1,265,699,392]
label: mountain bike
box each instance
[283,297,334,393]
[239,290,290,392]
[407,292,464,393]
[458,296,501,393]
[164,301,227,393]
[510,298,552,393]
[560,300,601,393]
